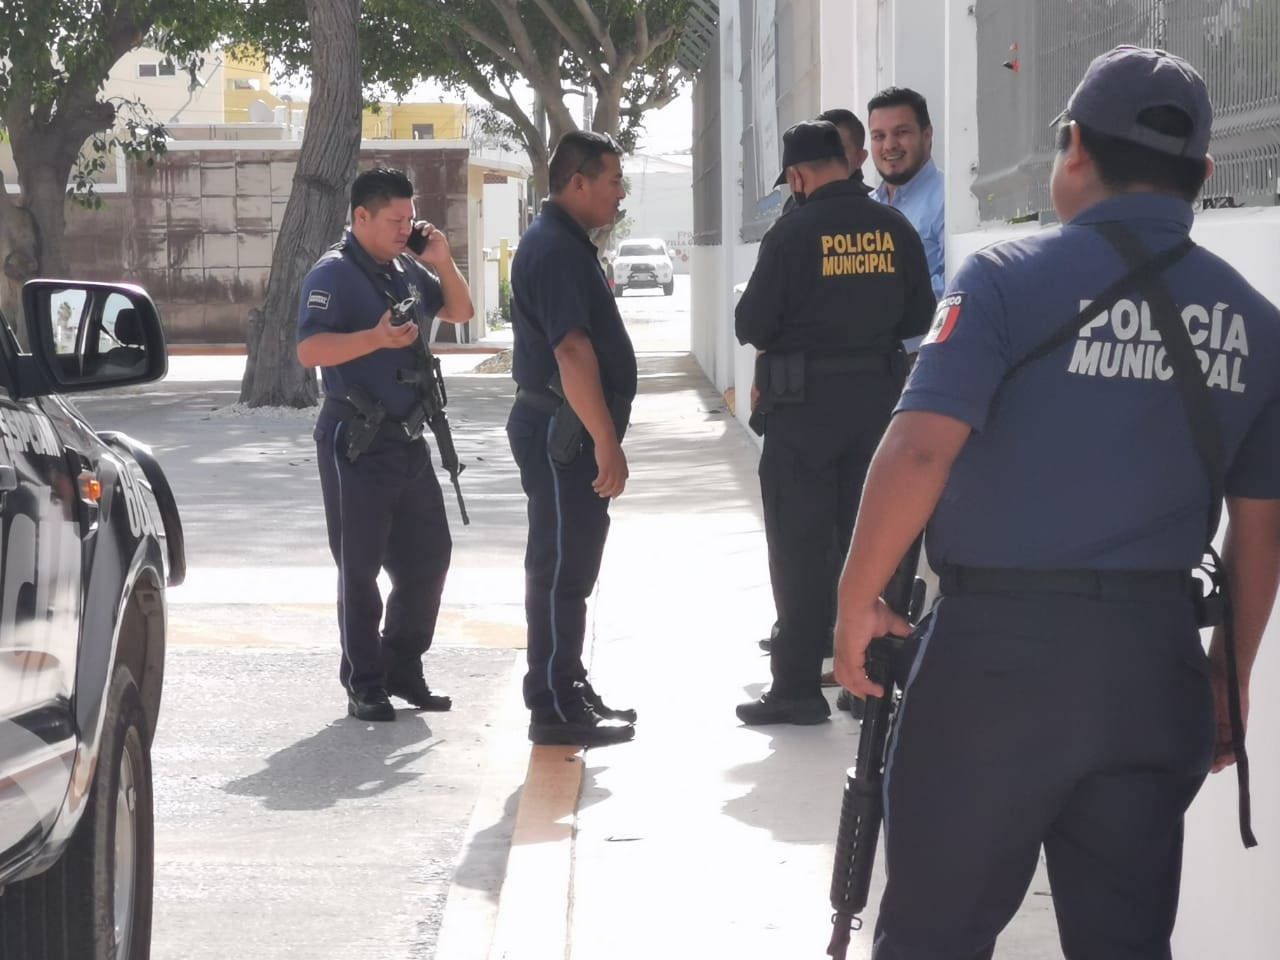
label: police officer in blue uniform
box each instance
[508,131,638,747]
[736,121,935,726]
[834,47,1280,957]
[298,167,474,722]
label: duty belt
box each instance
[807,352,896,376]
[513,387,562,415]
[937,565,1195,599]
[321,397,424,444]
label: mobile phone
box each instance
[406,222,431,255]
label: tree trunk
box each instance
[0,123,88,338]
[240,0,363,407]
[528,139,551,207]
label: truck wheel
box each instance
[662,281,674,296]
[63,665,155,960]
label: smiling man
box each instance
[868,87,946,297]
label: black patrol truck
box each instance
[0,279,183,959]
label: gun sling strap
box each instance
[335,240,471,526]
[988,222,1254,847]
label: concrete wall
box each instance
[59,141,471,344]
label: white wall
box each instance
[105,47,225,125]
[482,179,523,249]
[1173,207,1280,957]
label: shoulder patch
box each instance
[307,290,331,311]
[922,294,962,345]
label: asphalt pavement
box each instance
[70,276,1062,959]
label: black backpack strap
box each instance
[998,236,1195,386]
[1093,221,1255,849]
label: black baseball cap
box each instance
[1054,45,1212,160]
[773,120,846,186]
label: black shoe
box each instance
[348,687,396,722]
[736,691,831,726]
[577,681,637,723]
[835,688,865,718]
[529,706,635,747]
[386,675,453,712]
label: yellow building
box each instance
[222,53,291,123]
[361,102,468,141]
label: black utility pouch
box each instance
[547,405,586,467]
[765,351,806,404]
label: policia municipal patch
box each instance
[820,230,897,277]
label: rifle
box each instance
[826,536,926,959]
[392,299,470,525]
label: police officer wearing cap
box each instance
[735,120,935,726]
[298,167,474,722]
[507,130,638,748]
[834,46,1280,957]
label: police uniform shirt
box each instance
[902,193,1280,570]
[510,201,638,401]
[735,179,936,354]
[298,231,445,418]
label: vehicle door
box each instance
[0,295,85,873]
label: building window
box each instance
[137,62,176,78]
[231,78,262,91]
[412,124,436,140]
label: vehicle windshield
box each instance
[617,241,665,257]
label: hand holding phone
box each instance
[406,221,434,255]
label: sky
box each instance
[634,90,694,155]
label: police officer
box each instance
[735,120,935,725]
[297,167,474,722]
[834,47,1280,957]
[508,131,638,747]
[760,108,878,662]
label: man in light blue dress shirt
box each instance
[869,87,946,298]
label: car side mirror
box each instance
[18,280,168,397]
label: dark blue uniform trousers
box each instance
[507,407,612,720]
[873,591,1215,960]
[316,419,452,693]
[760,372,900,698]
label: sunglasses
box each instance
[574,133,623,177]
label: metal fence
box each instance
[975,0,1280,222]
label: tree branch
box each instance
[568,0,618,63]
[429,0,526,74]
[529,0,609,86]
[622,71,682,116]
[439,34,543,158]
[479,0,576,137]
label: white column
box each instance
[850,0,882,127]
[943,0,981,274]
[818,0,857,109]
[716,1,747,396]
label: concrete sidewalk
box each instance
[433,351,1062,960]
